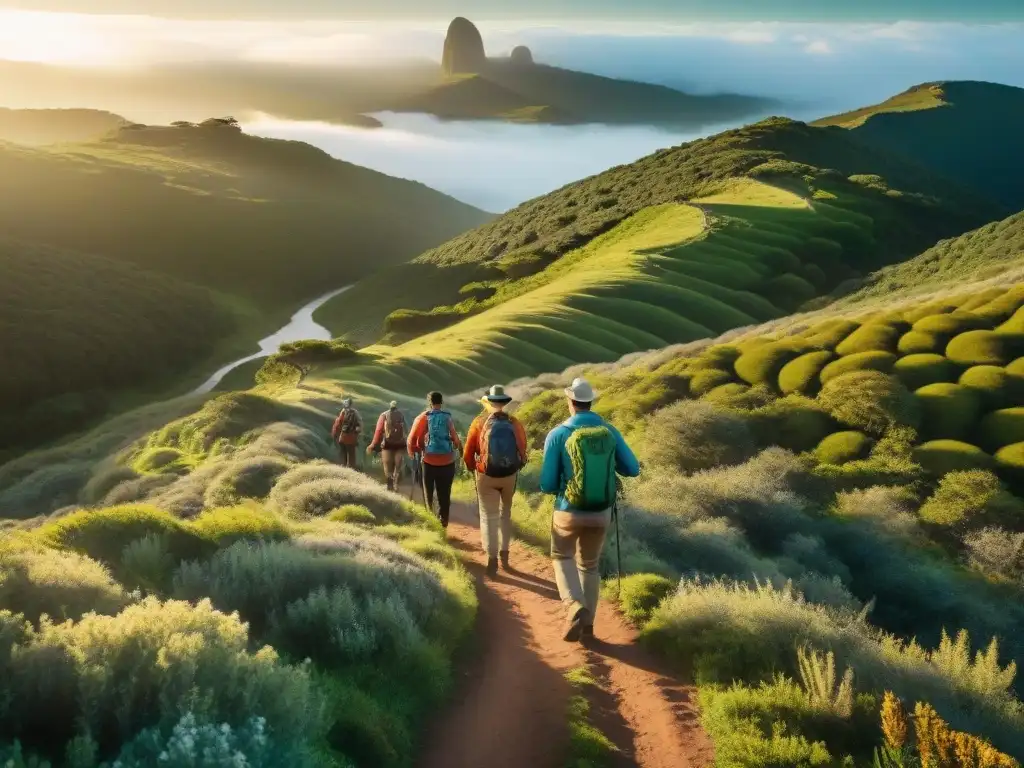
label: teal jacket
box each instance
[540,412,640,512]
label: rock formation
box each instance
[510,46,534,66]
[442,17,487,76]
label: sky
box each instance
[2,0,1023,21]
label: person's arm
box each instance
[370,414,385,450]
[513,419,529,464]
[539,428,564,494]
[331,414,344,442]
[407,413,425,457]
[463,418,481,472]
[611,426,641,478]
[355,410,364,434]
[448,416,463,453]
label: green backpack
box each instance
[564,426,617,511]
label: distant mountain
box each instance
[387,17,775,129]
[0,108,127,145]
[815,81,1024,211]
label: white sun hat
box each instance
[563,377,596,403]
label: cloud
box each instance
[805,39,833,54]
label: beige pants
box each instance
[476,472,517,557]
[381,449,404,485]
[551,509,611,624]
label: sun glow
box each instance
[0,10,121,65]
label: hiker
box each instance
[331,397,363,469]
[540,377,640,642]
[463,385,528,577]
[408,391,463,529]
[368,400,408,492]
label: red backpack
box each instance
[383,409,407,447]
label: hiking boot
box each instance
[386,478,394,492]
[563,607,591,643]
[486,557,498,578]
[581,624,595,642]
[499,550,511,571]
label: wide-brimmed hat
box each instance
[564,377,596,403]
[389,400,398,408]
[481,385,513,404]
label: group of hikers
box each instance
[330,378,640,642]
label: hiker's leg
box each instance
[576,510,611,624]
[436,462,456,528]
[423,464,438,511]
[393,452,405,487]
[381,450,397,490]
[477,473,501,556]
[551,512,585,615]
[497,473,517,555]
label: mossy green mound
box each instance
[913,440,995,476]
[778,351,835,395]
[902,302,958,324]
[690,368,735,397]
[913,312,989,336]
[894,354,957,391]
[734,343,805,388]
[1007,357,1024,378]
[835,322,902,356]
[818,370,919,437]
[915,383,981,441]
[749,396,836,453]
[980,407,1024,452]
[134,447,189,476]
[814,431,874,465]
[801,319,859,349]
[897,330,944,355]
[959,365,1024,410]
[703,383,773,410]
[975,286,1024,323]
[819,351,897,384]
[946,330,1023,367]
[997,306,1024,334]
[763,273,817,310]
[995,443,1024,484]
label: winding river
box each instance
[193,285,352,395]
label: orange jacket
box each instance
[407,408,463,466]
[463,412,528,474]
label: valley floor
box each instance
[420,501,713,768]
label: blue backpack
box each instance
[480,413,522,478]
[424,410,454,455]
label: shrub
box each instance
[964,527,1024,580]
[815,432,874,465]
[0,598,321,762]
[689,368,735,397]
[913,312,990,336]
[0,545,128,623]
[894,354,957,392]
[835,323,902,356]
[203,456,293,507]
[615,573,675,625]
[36,505,212,571]
[763,273,817,310]
[779,351,835,396]
[190,504,290,545]
[898,330,944,355]
[329,505,378,525]
[748,396,837,453]
[801,319,859,349]
[919,470,1024,530]
[641,400,758,474]
[998,306,1024,333]
[79,465,140,506]
[818,372,920,437]
[819,352,897,384]
[1007,358,1024,378]
[994,443,1024,486]
[915,383,982,441]
[946,331,1023,367]
[134,447,189,475]
[703,383,774,410]
[980,408,1024,452]
[959,366,1024,411]
[913,441,995,476]
[269,462,414,522]
[516,389,570,449]
[734,343,804,387]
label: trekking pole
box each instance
[613,493,622,601]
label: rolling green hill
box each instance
[0,119,490,307]
[0,237,234,457]
[319,115,1000,344]
[0,108,126,145]
[814,81,1024,211]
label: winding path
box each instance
[417,502,714,768]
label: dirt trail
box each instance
[417,503,714,768]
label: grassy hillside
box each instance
[815,81,1024,211]
[0,237,235,458]
[319,115,1000,343]
[0,108,126,144]
[847,209,1024,303]
[392,74,573,123]
[0,119,490,308]
[499,280,1024,763]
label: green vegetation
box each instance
[0,107,126,144]
[563,667,619,768]
[816,81,1024,210]
[815,431,875,464]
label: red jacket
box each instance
[407,408,462,466]
[370,409,408,451]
